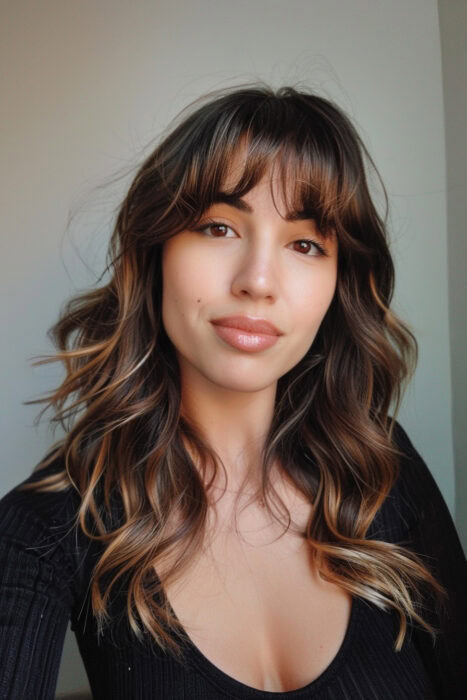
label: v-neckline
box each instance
[164,593,362,698]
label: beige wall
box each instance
[1,0,458,694]
[439,0,467,554]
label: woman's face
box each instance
[161,167,338,397]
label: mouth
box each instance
[210,320,281,353]
[210,315,282,336]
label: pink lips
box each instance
[210,315,282,352]
[210,315,282,336]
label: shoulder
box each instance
[0,451,80,541]
[367,420,454,543]
[390,420,454,527]
[0,452,95,601]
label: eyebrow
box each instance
[211,192,317,223]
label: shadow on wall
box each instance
[55,692,92,699]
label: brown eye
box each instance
[194,221,236,238]
[291,240,326,257]
[206,224,229,237]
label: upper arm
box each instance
[393,422,467,698]
[0,501,77,700]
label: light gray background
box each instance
[1,0,465,695]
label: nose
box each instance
[230,238,278,301]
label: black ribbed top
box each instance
[0,422,466,699]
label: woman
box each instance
[0,83,465,699]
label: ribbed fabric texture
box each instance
[0,422,466,699]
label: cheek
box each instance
[291,266,337,327]
[161,240,213,318]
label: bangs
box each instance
[171,91,356,237]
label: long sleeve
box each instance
[0,491,78,699]
[393,422,467,699]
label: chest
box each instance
[159,498,353,693]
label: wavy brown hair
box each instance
[20,82,447,661]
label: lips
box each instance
[210,315,282,336]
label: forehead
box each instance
[218,143,303,219]
[220,143,249,190]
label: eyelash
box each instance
[192,220,327,258]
